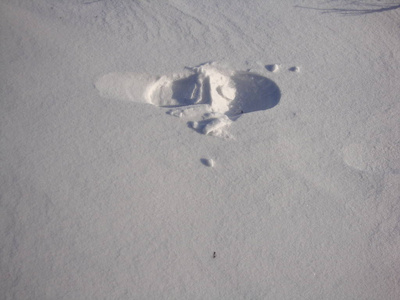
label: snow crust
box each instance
[1,0,400,299]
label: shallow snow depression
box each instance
[96,63,281,138]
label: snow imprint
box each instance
[96,62,281,138]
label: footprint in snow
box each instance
[95,62,281,138]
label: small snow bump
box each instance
[188,121,199,129]
[266,64,280,72]
[201,158,214,167]
[289,66,300,72]
[202,117,231,136]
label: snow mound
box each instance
[266,64,280,72]
[200,158,215,167]
[96,63,280,138]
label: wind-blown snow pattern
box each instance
[1,0,400,299]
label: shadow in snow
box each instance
[296,2,400,15]
[171,74,203,106]
[265,64,278,72]
[228,72,280,119]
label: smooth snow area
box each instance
[1,0,400,299]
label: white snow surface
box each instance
[1,0,400,299]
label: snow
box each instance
[1,0,400,299]
[96,62,280,138]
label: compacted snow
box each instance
[96,62,281,138]
[1,0,400,299]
